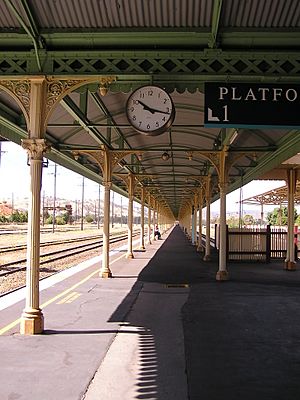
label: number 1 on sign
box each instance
[223,105,229,122]
[207,106,229,123]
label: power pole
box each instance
[120,196,123,227]
[0,142,7,166]
[81,176,84,231]
[52,163,57,233]
[98,184,101,229]
[11,192,14,214]
[75,199,78,224]
[42,190,45,226]
[111,190,114,229]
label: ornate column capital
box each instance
[204,175,212,202]
[0,79,31,127]
[218,180,228,194]
[103,181,112,190]
[21,138,51,160]
[115,172,137,198]
[45,78,103,127]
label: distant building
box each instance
[0,202,12,216]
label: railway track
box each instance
[0,225,94,235]
[0,234,103,253]
[0,230,140,280]
[0,233,131,277]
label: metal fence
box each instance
[214,225,298,263]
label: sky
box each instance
[0,141,103,202]
[0,141,285,214]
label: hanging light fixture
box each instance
[161,151,170,161]
[186,151,193,161]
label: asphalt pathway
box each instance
[130,226,300,399]
[2,226,300,400]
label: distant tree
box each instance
[45,215,53,224]
[10,210,28,223]
[60,212,69,224]
[43,209,50,221]
[211,216,219,224]
[267,206,297,226]
[0,215,8,223]
[226,215,239,228]
[19,210,28,223]
[85,214,94,223]
[56,215,66,225]
[243,214,255,226]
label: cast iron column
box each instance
[197,189,203,252]
[203,176,211,261]
[216,181,229,280]
[20,139,50,334]
[140,186,145,250]
[126,174,134,258]
[100,150,112,278]
[285,169,297,270]
[148,201,152,245]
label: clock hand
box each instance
[137,100,156,114]
[137,100,171,115]
[150,108,171,115]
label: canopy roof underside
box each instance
[243,181,300,206]
[1,0,300,218]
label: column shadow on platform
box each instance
[137,225,213,284]
[108,226,300,400]
[107,226,214,400]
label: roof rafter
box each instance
[4,0,43,70]
[209,0,223,49]
[60,95,111,148]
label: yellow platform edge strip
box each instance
[0,251,127,335]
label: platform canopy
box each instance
[243,182,300,206]
[1,0,300,218]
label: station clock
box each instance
[126,85,175,136]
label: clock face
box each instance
[126,85,175,135]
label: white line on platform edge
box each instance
[0,239,140,311]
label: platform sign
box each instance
[204,82,300,128]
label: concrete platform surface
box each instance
[1,226,300,400]
[84,282,189,400]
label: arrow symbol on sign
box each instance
[207,108,220,121]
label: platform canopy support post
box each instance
[153,200,157,241]
[203,175,212,261]
[197,187,204,252]
[100,150,113,278]
[193,192,198,245]
[20,78,50,335]
[285,169,297,271]
[147,193,152,244]
[139,186,146,250]
[126,173,135,259]
[156,201,160,236]
[216,181,229,280]
[215,150,229,281]
[187,204,192,240]
[191,197,196,245]
[181,203,190,237]
[185,209,190,236]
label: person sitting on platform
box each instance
[154,224,161,239]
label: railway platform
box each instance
[1,226,300,399]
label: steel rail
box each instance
[0,232,138,278]
[0,234,104,253]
